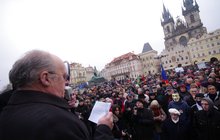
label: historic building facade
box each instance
[188,29,220,64]
[69,63,95,86]
[101,52,142,81]
[77,0,220,83]
[139,43,160,75]
[160,0,209,70]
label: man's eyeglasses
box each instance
[48,71,69,81]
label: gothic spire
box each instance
[182,0,199,16]
[162,3,172,23]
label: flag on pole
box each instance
[161,64,169,84]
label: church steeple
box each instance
[161,3,175,40]
[161,3,173,24]
[182,0,199,16]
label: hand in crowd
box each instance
[97,112,114,130]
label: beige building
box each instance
[188,29,220,64]
[69,63,86,86]
[139,43,160,75]
[102,52,142,81]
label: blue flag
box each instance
[161,64,168,84]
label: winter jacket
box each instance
[0,90,113,140]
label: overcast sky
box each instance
[0,0,220,90]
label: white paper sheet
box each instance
[88,101,111,124]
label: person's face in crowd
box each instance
[114,107,120,116]
[195,97,202,105]
[190,88,198,97]
[47,58,68,98]
[209,72,216,78]
[205,70,209,75]
[170,113,179,121]
[118,94,123,98]
[149,94,156,99]
[194,78,200,83]
[79,100,84,106]
[186,77,193,84]
[208,86,217,94]
[145,90,150,95]
[84,99,91,106]
[172,93,180,102]
[180,87,186,92]
[167,89,174,95]
[198,75,204,81]
[137,88,142,94]
[201,100,209,111]
[136,101,144,109]
[208,78,215,83]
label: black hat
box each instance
[195,93,204,98]
[149,92,155,96]
[138,94,145,99]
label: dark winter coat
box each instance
[193,98,220,140]
[132,108,154,140]
[161,118,189,140]
[0,90,113,140]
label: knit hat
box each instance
[169,108,180,115]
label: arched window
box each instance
[166,26,170,33]
[190,15,195,23]
[179,36,187,46]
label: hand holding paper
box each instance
[88,101,111,124]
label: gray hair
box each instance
[9,50,56,89]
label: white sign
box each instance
[197,62,207,69]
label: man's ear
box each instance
[39,71,51,86]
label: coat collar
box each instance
[8,90,71,109]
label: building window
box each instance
[212,43,214,47]
[186,56,188,59]
[213,50,216,54]
[209,51,211,55]
[200,46,203,49]
[202,53,205,56]
[190,15,195,23]
[167,26,170,33]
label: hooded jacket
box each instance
[193,97,220,140]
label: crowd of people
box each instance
[0,50,220,140]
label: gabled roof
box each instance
[110,52,138,64]
[142,42,153,53]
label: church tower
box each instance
[161,4,175,40]
[182,0,207,38]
